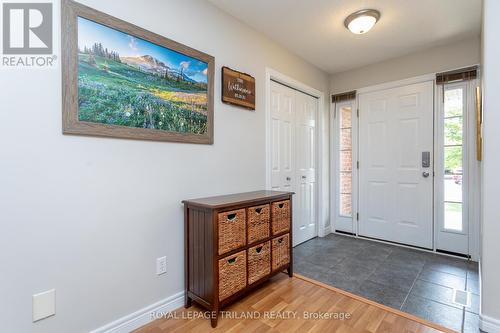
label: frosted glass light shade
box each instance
[344,9,380,35]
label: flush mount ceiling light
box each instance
[344,9,381,34]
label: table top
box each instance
[182,190,294,209]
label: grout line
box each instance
[418,276,466,292]
[460,308,466,333]
[459,287,466,333]
[461,267,469,333]
[408,281,463,309]
[424,263,468,276]
[400,264,424,310]
[465,266,470,290]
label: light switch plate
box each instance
[33,289,56,322]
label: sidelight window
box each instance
[443,87,465,231]
[339,106,353,217]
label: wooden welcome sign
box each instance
[221,67,255,110]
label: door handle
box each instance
[301,176,306,179]
[422,171,430,178]
[286,177,291,181]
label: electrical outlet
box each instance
[156,256,167,275]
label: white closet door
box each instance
[295,91,317,245]
[270,81,317,246]
[358,81,434,248]
[270,81,294,192]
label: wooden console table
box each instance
[182,190,294,327]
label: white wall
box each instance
[0,0,329,332]
[480,0,500,330]
[330,37,480,93]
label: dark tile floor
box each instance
[294,233,481,332]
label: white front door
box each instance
[270,80,317,246]
[358,81,434,248]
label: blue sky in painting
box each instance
[77,17,208,83]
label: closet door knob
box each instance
[286,177,291,181]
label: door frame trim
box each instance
[265,67,327,238]
[356,73,436,94]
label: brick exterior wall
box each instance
[339,107,353,217]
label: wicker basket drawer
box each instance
[218,209,246,255]
[247,241,271,284]
[271,200,290,235]
[218,251,247,301]
[247,204,270,244]
[272,234,290,271]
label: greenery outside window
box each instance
[443,88,464,231]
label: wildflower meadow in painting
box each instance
[77,17,209,134]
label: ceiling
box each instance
[207,0,482,74]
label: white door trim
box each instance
[355,73,436,95]
[265,67,326,237]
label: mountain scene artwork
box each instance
[77,17,209,135]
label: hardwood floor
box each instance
[134,273,456,333]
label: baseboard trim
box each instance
[89,291,184,333]
[480,314,500,333]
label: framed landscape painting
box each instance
[62,0,214,144]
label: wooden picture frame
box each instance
[221,67,255,110]
[62,0,214,144]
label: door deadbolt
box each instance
[422,151,431,168]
